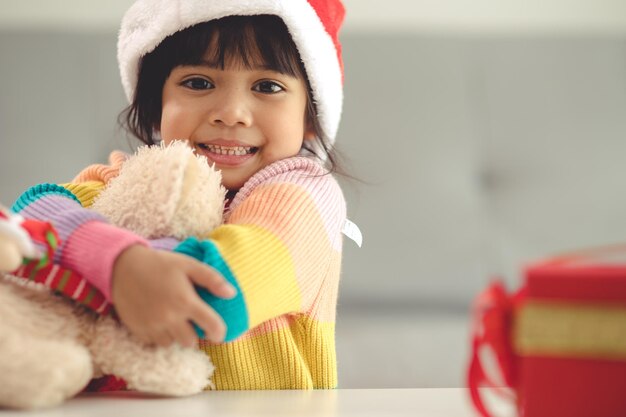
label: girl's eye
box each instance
[253,81,284,94]
[182,78,213,90]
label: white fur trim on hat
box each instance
[118,0,344,143]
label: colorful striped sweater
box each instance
[12,155,346,390]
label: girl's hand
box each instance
[111,244,236,348]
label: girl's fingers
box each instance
[170,322,199,348]
[132,330,151,346]
[186,259,237,299]
[153,330,175,348]
[190,301,227,343]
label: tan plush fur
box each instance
[0,141,226,409]
[92,141,225,240]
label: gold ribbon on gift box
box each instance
[514,300,626,359]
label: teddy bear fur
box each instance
[0,141,226,409]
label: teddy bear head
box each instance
[91,141,226,240]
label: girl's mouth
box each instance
[198,143,259,156]
[195,143,259,166]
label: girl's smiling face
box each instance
[160,56,312,191]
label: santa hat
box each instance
[117,0,345,143]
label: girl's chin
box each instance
[221,170,252,192]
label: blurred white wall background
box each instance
[2,1,626,388]
[2,0,626,34]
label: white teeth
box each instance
[203,144,254,156]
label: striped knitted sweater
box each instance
[13,154,346,389]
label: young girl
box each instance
[12,0,348,390]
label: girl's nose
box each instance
[208,90,252,127]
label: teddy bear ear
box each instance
[91,142,191,239]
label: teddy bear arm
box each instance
[89,316,214,396]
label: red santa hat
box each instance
[117,0,346,143]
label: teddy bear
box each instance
[0,141,226,409]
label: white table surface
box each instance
[0,388,514,417]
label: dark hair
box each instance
[119,14,345,175]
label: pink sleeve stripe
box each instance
[61,221,149,300]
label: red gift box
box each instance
[469,245,626,417]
